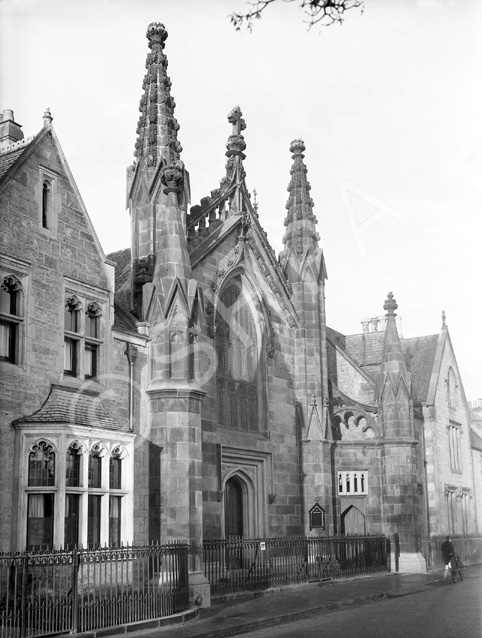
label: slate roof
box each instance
[329,329,440,404]
[107,248,138,333]
[471,429,482,451]
[15,384,115,428]
[402,335,439,403]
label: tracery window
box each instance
[216,281,258,431]
[20,435,133,551]
[0,275,23,364]
[64,296,81,376]
[28,440,55,486]
[64,296,103,380]
[27,441,56,550]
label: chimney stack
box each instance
[0,110,24,147]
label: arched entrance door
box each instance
[341,505,365,534]
[225,476,244,538]
[224,476,244,569]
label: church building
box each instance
[0,22,478,581]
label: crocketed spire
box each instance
[133,22,182,167]
[281,139,320,256]
[381,292,406,368]
[375,292,413,438]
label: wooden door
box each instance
[341,505,365,534]
[225,477,243,537]
[225,477,244,569]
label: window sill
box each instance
[0,359,26,373]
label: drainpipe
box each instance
[126,344,138,432]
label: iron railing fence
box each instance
[204,534,390,597]
[0,542,189,638]
[423,535,482,572]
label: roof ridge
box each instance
[0,134,36,156]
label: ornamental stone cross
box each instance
[227,106,246,136]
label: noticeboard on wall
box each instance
[309,502,325,530]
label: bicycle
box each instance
[450,552,463,583]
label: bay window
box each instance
[18,433,133,551]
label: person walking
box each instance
[441,535,455,581]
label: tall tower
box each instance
[127,23,209,605]
[280,140,332,533]
[127,21,189,317]
[375,293,424,572]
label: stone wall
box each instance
[188,227,303,539]
[424,336,475,535]
[0,131,125,551]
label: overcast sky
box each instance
[1,0,481,399]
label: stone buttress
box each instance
[126,22,210,605]
[279,140,332,534]
[375,293,425,572]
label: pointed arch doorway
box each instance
[224,476,245,570]
[341,505,366,534]
[225,476,244,538]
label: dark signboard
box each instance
[309,502,325,530]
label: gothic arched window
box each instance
[447,368,458,408]
[215,280,259,431]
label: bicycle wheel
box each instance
[451,566,462,583]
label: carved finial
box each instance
[289,138,306,157]
[383,292,398,316]
[161,160,184,194]
[441,310,447,329]
[280,139,319,258]
[134,22,182,166]
[226,106,247,158]
[146,22,168,49]
[43,108,53,127]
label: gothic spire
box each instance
[133,22,182,168]
[152,163,193,296]
[219,106,247,213]
[375,292,413,435]
[281,139,320,257]
[381,292,406,369]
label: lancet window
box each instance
[216,280,258,431]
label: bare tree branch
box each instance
[230,0,364,31]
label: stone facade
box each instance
[0,23,479,582]
[469,400,482,532]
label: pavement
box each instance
[123,563,482,638]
